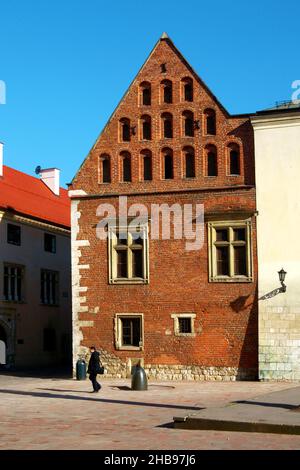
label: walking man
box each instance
[87,346,101,392]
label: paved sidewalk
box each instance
[174,386,300,434]
[0,372,300,449]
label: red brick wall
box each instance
[70,37,257,376]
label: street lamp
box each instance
[278,268,287,292]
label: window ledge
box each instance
[116,346,143,351]
[209,276,253,283]
[2,300,26,304]
[110,279,149,285]
[175,333,196,337]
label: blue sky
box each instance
[0,0,299,186]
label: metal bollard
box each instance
[131,362,148,390]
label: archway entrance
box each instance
[0,325,7,365]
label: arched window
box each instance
[161,79,172,104]
[120,151,131,182]
[141,150,152,181]
[181,77,193,102]
[205,145,218,177]
[161,112,173,139]
[162,148,173,179]
[120,118,131,142]
[140,81,151,106]
[99,154,111,183]
[182,111,194,137]
[183,146,195,178]
[204,109,216,135]
[228,144,240,175]
[140,115,151,140]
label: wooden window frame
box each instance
[108,224,149,284]
[114,314,144,351]
[208,220,253,283]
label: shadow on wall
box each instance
[236,285,259,380]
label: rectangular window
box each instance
[44,233,56,253]
[109,224,149,284]
[4,265,24,301]
[143,156,152,181]
[7,224,21,246]
[41,270,59,305]
[115,314,143,350]
[208,220,253,282]
[178,317,192,334]
[172,313,196,336]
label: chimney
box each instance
[39,168,60,196]
[0,142,3,177]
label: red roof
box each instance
[0,166,70,228]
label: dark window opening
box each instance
[7,224,21,246]
[207,151,217,176]
[44,233,56,253]
[121,317,141,347]
[207,114,216,135]
[178,317,192,334]
[132,250,143,278]
[142,87,151,106]
[122,156,131,182]
[216,246,229,276]
[163,83,172,103]
[164,118,173,138]
[117,250,128,278]
[185,152,195,178]
[184,117,194,137]
[142,121,151,140]
[234,246,247,275]
[121,120,131,142]
[164,154,173,179]
[230,150,240,175]
[102,158,111,183]
[216,229,228,242]
[143,155,152,181]
[184,83,193,101]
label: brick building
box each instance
[69,34,258,381]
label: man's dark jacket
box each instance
[87,351,101,374]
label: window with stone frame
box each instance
[208,220,253,282]
[3,264,24,302]
[108,223,149,284]
[171,313,196,336]
[114,314,143,350]
[41,269,59,305]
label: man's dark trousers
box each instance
[89,373,101,391]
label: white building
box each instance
[0,143,72,369]
[251,103,300,380]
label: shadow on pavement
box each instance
[234,400,299,410]
[0,388,201,411]
[0,367,72,380]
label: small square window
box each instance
[44,234,56,253]
[171,313,196,336]
[7,224,21,246]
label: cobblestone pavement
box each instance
[0,373,300,450]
